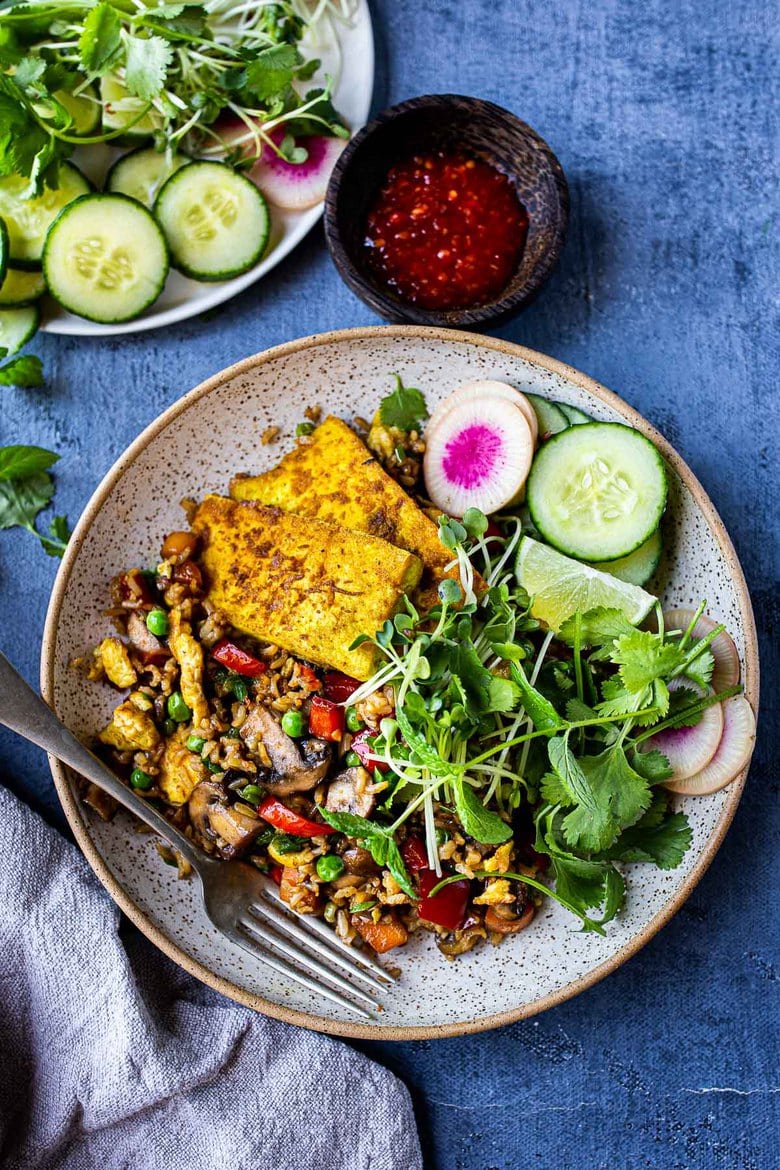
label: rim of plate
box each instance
[41,4,375,338]
[41,326,760,1040]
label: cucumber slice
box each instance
[154,161,270,281]
[557,402,592,425]
[587,528,663,586]
[527,422,668,562]
[43,194,169,323]
[525,392,569,436]
[0,304,40,355]
[0,266,46,306]
[100,75,163,140]
[107,147,191,209]
[0,163,91,269]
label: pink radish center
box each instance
[442,425,503,488]
[262,131,330,181]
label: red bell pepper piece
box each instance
[322,670,361,703]
[257,796,335,837]
[269,865,284,885]
[351,729,390,773]
[401,836,429,873]
[417,868,471,931]
[299,663,322,691]
[308,696,345,741]
[212,639,267,677]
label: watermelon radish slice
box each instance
[664,696,756,796]
[641,679,724,782]
[428,380,539,445]
[662,608,740,693]
[423,395,535,517]
[250,130,347,210]
[208,112,264,162]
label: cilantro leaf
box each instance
[78,3,123,74]
[0,74,62,187]
[559,606,636,648]
[317,808,414,897]
[557,741,652,854]
[0,471,54,530]
[603,793,692,870]
[244,43,298,101]
[630,747,673,783]
[287,87,349,139]
[452,775,512,845]
[680,646,714,690]
[0,445,58,480]
[39,513,71,558]
[124,34,173,100]
[0,354,44,388]
[612,629,683,692]
[378,375,429,432]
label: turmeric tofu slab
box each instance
[192,495,422,680]
[230,415,470,605]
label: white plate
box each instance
[42,327,759,1038]
[41,4,374,337]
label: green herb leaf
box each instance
[378,375,428,432]
[561,742,652,853]
[452,775,512,844]
[317,808,414,897]
[39,513,71,558]
[603,793,692,870]
[0,471,54,530]
[510,662,565,732]
[124,33,173,100]
[78,3,122,74]
[558,606,636,648]
[0,354,44,387]
[244,43,298,100]
[0,445,58,480]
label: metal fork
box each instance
[0,651,394,1018]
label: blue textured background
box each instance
[1,1,777,1166]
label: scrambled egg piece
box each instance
[99,700,160,752]
[98,637,137,689]
[168,608,209,728]
[229,415,475,609]
[474,842,515,906]
[192,495,422,681]
[158,727,205,805]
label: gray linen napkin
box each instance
[0,787,422,1170]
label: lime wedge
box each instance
[515,535,657,631]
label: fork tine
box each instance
[260,885,397,983]
[229,923,375,1020]
[239,911,382,1011]
[250,898,390,995]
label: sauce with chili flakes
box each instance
[364,149,529,310]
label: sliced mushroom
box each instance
[484,903,535,935]
[240,703,331,794]
[339,845,380,876]
[127,610,170,666]
[325,766,376,818]
[187,779,266,859]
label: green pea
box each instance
[344,750,361,768]
[345,706,363,733]
[146,608,169,637]
[296,421,315,437]
[167,692,191,722]
[239,784,265,806]
[130,767,153,791]
[281,709,304,737]
[316,854,345,882]
[186,734,206,753]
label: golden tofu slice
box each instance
[158,726,206,805]
[192,496,422,681]
[99,700,160,752]
[98,637,137,689]
[168,608,209,728]
[230,415,467,608]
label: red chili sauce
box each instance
[364,149,529,310]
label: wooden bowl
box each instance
[323,94,569,327]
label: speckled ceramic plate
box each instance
[40,3,374,338]
[41,327,759,1039]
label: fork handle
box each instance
[0,650,204,868]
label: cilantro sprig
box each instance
[0,443,70,557]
